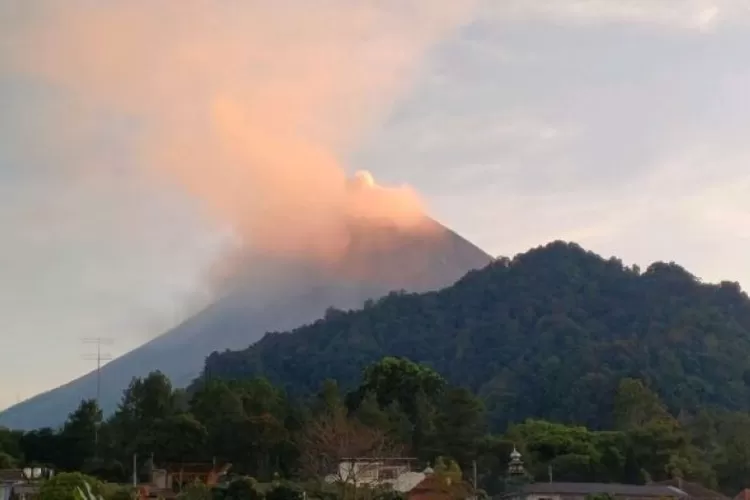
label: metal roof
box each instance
[655,479,728,499]
[519,482,688,497]
[0,470,24,483]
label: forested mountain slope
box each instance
[203,241,750,429]
[0,217,491,430]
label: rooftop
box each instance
[0,470,25,483]
[516,482,687,498]
[655,479,728,500]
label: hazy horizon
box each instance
[2,0,749,410]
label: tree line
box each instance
[200,242,750,433]
[3,357,750,496]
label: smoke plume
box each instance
[2,0,475,264]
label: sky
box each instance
[1,0,749,410]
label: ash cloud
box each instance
[2,0,476,266]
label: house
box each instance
[501,482,689,500]
[0,470,40,500]
[655,479,728,500]
[327,457,423,491]
[9,484,40,500]
[335,457,414,484]
[136,462,231,499]
[157,462,231,488]
[0,470,23,500]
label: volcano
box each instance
[0,216,491,430]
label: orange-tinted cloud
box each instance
[2,0,476,262]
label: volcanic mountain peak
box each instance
[0,217,491,430]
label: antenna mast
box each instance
[82,337,114,454]
[82,337,114,404]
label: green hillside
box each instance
[203,241,750,430]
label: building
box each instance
[327,457,423,490]
[655,479,727,500]
[136,462,231,499]
[0,470,24,500]
[158,462,231,488]
[0,469,46,500]
[496,448,721,500]
[502,482,688,500]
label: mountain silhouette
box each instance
[200,241,750,430]
[0,216,492,429]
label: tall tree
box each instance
[125,371,176,422]
[146,414,208,463]
[109,371,178,458]
[352,392,389,431]
[20,427,61,467]
[235,378,287,417]
[0,427,22,461]
[685,410,750,493]
[613,379,673,431]
[190,379,245,463]
[432,388,486,469]
[190,380,244,422]
[349,357,446,423]
[315,379,345,416]
[58,399,102,470]
[0,451,16,469]
[189,378,291,478]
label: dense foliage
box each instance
[37,472,105,500]
[3,241,750,496]
[2,358,750,496]
[202,241,750,430]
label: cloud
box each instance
[0,0,478,407]
[482,0,743,32]
[1,0,476,264]
[356,5,750,293]
[2,0,750,409]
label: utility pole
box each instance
[82,337,113,455]
[473,460,478,499]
